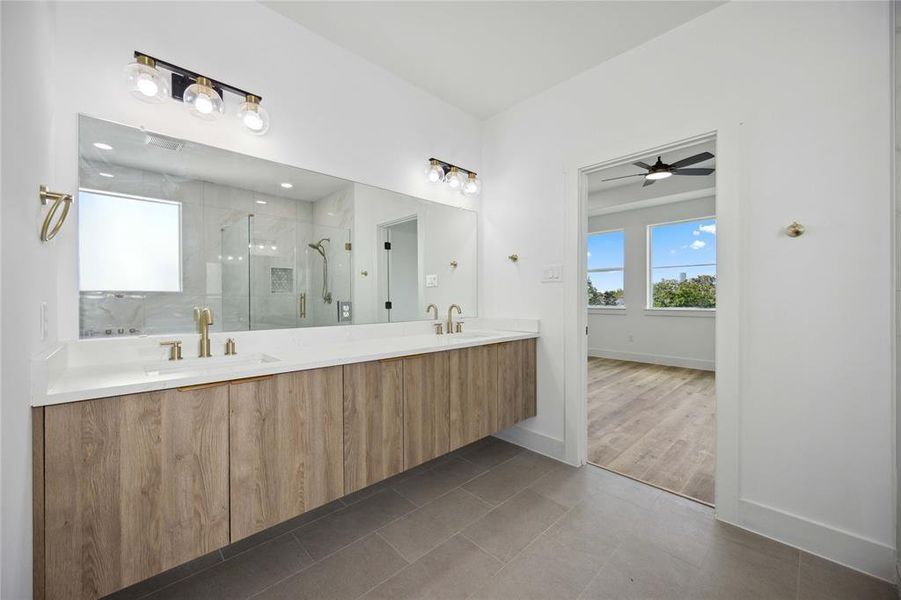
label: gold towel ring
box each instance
[39,185,73,242]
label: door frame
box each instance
[563,128,742,523]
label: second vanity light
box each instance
[426,158,481,198]
[123,52,270,135]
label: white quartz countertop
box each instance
[33,324,538,406]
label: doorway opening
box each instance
[378,216,419,323]
[583,138,717,506]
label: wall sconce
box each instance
[123,52,269,135]
[425,157,480,198]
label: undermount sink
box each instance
[144,353,281,376]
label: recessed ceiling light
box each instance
[99,172,115,178]
[280,182,293,189]
[255,199,267,205]
[93,142,113,151]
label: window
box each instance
[648,218,716,309]
[78,190,182,291]
[587,230,624,307]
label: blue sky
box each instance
[587,219,716,294]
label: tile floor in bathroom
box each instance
[104,438,895,600]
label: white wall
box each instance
[587,197,715,370]
[481,1,894,580]
[1,3,59,599]
[1,2,482,598]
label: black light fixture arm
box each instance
[429,157,477,177]
[134,51,262,102]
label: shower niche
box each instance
[76,115,477,337]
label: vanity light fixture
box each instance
[123,55,170,103]
[124,52,269,134]
[425,158,480,198]
[183,76,224,120]
[238,94,270,135]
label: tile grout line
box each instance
[462,501,576,599]
[796,551,801,600]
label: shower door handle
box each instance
[299,293,307,319]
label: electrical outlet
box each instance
[541,264,563,283]
[425,274,439,288]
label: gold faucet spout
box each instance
[195,307,214,358]
[426,304,439,321]
[447,304,462,334]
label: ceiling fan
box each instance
[602,151,715,187]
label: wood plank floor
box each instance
[587,357,716,505]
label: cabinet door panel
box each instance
[449,345,498,450]
[403,352,450,469]
[344,360,404,493]
[44,386,229,600]
[497,339,537,430]
[229,368,344,542]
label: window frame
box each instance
[78,187,184,293]
[646,215,716,312]
[586,227,626,310]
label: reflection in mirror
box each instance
[77,115,477,337]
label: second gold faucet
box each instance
[194,306,214,358]
[447,304,462,334]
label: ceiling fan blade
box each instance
[633,161,652,170]
[673,168,715,176]
[642,178,655,187]
[602,173,647,182]
[669,152,714,169]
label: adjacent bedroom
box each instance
[585,139,716,506]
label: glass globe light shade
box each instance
[426,160,445,183]
[238,95,270,135]
[183,77,224,120]
[123,56,169,104]
[462,173,481,198]
[445,167,465,190]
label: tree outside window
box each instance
[587,230,624,307]
[648,218,716,308]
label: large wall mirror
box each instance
[77,115,477,337]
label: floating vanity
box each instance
[31,322,538,600]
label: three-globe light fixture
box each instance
[426,158,481,198]
[123,52,269,135]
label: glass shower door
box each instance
[249,214,300,330]
[220,219,250,331]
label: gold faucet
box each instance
[427,304,443,334]
[194,307,214,358]
[447,304,462,334]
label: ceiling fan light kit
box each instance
[602,151,715,187]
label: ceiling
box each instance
[79,117,350,202]
[263,1,724,119]
[586,139,716,213]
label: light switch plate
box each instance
[541,264,563,283]
[425,274,439,288]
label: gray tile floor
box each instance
[106,438,896,600]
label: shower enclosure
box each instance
[221,215,350,330]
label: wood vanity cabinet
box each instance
[402,352,450,469]
[35,337,537,599]
[42,385,230,600]
[228,368,344,541]
[343,359,404,493]
[497,339,537,430]
[449,344,499,450]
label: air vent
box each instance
[143,134,184,152]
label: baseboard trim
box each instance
[588,348,715,371]
[492,424,569,464]
[738,498,895,582]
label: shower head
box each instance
[307,238,330,258]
